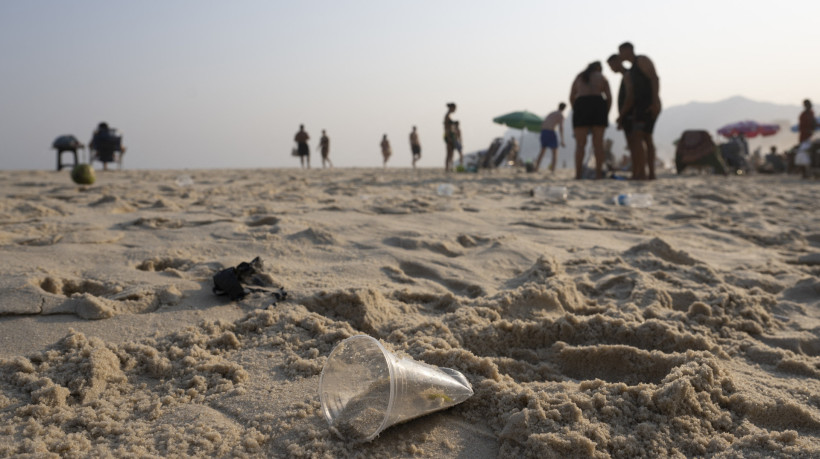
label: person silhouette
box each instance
[294,124,310,169]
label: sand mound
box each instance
[0,169,818,457]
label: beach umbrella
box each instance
[790,116,820,132]
[492,111,543,165]
[492,110,543,133]
[717,120,779,138]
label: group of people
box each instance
[293,42,661,177]
[566,42,661,180]
[293,125,425,170]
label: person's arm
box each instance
[619,75,635,127]
[603,78,612,115]
[569,77,579,107]
[638,56,661,116]
[558,118,565,147]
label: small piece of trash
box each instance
[175,175,194,187]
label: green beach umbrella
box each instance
[492,110,543,133]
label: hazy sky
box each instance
[2,0,818,170]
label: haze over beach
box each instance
[1,0,819,170]
[2,2,820,458]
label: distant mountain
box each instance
[504,96,802,169]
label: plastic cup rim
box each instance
[319,335,396,442]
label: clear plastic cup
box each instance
[319,335,474,442]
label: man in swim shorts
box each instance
[607,54,640,178]
[619,42,661,180]
[535,102,566,172]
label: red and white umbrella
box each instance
[717,120,780,138]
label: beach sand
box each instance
[0,167,818,457]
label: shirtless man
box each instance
[618,42,661,180]
[607,54,640,178]
[409,126,421,169]
[535,102,566,172]
[799,99,816,144]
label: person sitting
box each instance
[89,122,125,171]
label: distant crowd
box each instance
[55,41,815,179]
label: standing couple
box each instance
[569,42,661,180]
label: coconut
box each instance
[71,164,96,185]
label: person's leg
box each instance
[591,126,605,179]
[573,127,587,179]
[645,134,657,179]
[628,132,646,179]
[535,147,546,170]
[549,148,557,172]
[445,144,454,172]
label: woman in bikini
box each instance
[569,61,612,179]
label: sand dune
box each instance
[0,167,818,457]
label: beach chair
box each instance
[480,138,505,169]
[675,130,728,175]
[90,128,124,170]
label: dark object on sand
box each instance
[212,257,287,302]
[675,130,728,175]
[53,135,84,171]
[70,164,96,185]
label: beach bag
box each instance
[795,144,811,167]
[52,135,82,150]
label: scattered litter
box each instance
[212,257,287,304]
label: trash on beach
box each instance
[212,257,287,303]
[319,335,474,442]
[532,185,568,201]
[175,175,194,187]
[612,193,653,208]
[436,183,455,196]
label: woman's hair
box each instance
[580,61,601,84]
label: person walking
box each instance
[294,124,310,169]
[381,134,392,168]
[799,99,816,144]
[318,130,332,168]
[409,126,421,169]
[618,42,661,180]
[535,102,566,172]
[569,61,611,179]
[443,102,457,172]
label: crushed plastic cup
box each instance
[613,192,652,208]
[436,183,455,196]
[319,335,474,442]
[533,185,568,201]
[175,175,194,187]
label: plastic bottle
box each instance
[436,183,455,196]
[613,193,652,208]
[533,185,568,201]
[175,175,194,187]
